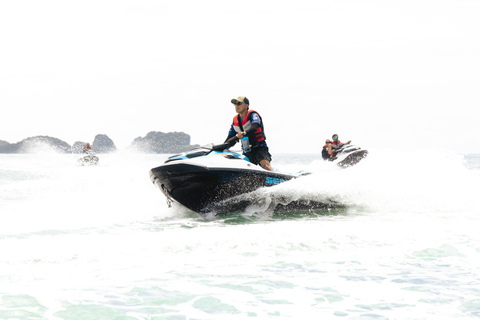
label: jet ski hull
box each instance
[336,149,368,168]
[149,162,297,214]
[328,145,368,168]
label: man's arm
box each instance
[245,122,260,135]
[224,135,238,147]
[225,124,238,147]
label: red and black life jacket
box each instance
[331,140,342,146]
[233,110,266,146]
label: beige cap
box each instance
[231,96,249,105]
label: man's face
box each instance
[333,136,338,142]
[234,101,248,114]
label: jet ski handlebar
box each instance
[211,136,238,152]
[211,143,230,152]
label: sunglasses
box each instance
[333,137,338,140]
[234,102,243,106]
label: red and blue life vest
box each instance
[232,110,266,147]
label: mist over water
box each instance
[1,151,480,319]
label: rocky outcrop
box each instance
[92,134,116,153]
[0,140,14,153]
[0,136,72,153]
[130,131,198,153]
[72,135,116,154]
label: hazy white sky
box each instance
[1,0,479,154]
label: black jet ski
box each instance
[149,143,311,214]
[328,144,368,168]
[78,150,99,166]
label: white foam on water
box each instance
[2,150,478,228]
[0,153,174,235]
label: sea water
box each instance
[1,151,480,319]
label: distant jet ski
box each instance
[328,144,368,168]
[79,150,99,166]
[149,143,313,214]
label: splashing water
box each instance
[1,151,480,319]
[200,149,480,217]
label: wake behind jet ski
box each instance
[149,143,310,214]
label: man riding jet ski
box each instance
[150,95,315,214]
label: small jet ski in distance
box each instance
[79,150,99,166]
[329,144,368,168]
[149,143,310,214]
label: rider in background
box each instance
[83,143,92,153]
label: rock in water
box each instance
[130,131,198,153]
[72,141,87,154]
[13,136,71,153]
[92,134,116,153]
